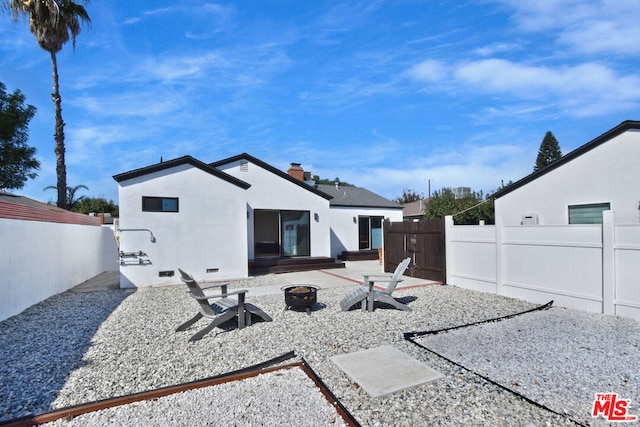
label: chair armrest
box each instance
[363,275,402,291]
[193,289,248,300]
[364,274,394,281]
[201,283,230,290]
[363,275,379,291]
[363,275,393,287]
[201,283,230,296]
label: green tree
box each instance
[424,187,494,225]
[73,196,118,216]
[534,131,562,172]
[314,176,355,187]
[0,82,40,190]
[44,183,87,210]
[5,0,91,209]
[393,188,423,204]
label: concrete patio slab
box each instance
[71,261,440,295]
[331,345,443,398]
[69,271,120,293]
[246,260,439,297]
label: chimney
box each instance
[287,162,304,181]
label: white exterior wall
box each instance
[496,129,640,225]
[329,206,403,258]
[117,164,247,287]
[216,160,331,259]
[1,220,118,321]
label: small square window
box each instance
[142,196,179,212]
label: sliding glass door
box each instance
[254,210,310,257]
[359,216,383,250]
[281,211,310,256]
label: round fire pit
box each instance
[282,285,318,314]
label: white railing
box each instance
[445,211,640,320]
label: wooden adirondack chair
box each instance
[339,257,412,312]
[176,269,272,342]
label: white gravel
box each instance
[1,272,638,426]
[43,367,348,427]
[413,307,640,427]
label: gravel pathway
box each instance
[1,273,637,426]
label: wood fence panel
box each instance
[383,218,446,282]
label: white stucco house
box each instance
[492,120,640,225]
[113,153,402,287]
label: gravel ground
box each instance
[1,273,637,426]
[43,366,349,427]
[413,308,640,426]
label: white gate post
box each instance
[444,215,454,285]
[495,215,504,296]
[602,210,615,315]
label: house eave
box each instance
[491,120,640,199]
[330,202,404,209]
[210,153,333,200]
[113,155,251,189]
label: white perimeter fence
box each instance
[0,218,119,322]
[445,211,640,320]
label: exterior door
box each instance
[254,209,310,257]
[383,218,446,282]
[359,216,383,249]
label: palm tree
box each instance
[44,183,88,209]
[5,0,90,209]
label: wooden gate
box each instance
[383,218,446,282]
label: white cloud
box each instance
[72,89,186,118]
[474,42,522,57]
[406,60,448,83]
[557,19,640,55]
[454,59,555,96]
[494,0,640,55]
[407,58,640,117]
[130,52,226,83]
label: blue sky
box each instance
[2,0,639,204]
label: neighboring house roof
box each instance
[112,155,251,189]
[0,190,101,225]
[316,184,402,209]
[402,198,428,218]
[492,120,640,199]
[210,153,333,200]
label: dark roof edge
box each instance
[491,120,640,199]
[112,155,251,189]
[210,153,333,200]
[330,202,404,209]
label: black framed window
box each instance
[568,202,610,224]
[142,196,179,212]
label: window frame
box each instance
[568,202,610,224]
[142,196,179,212]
